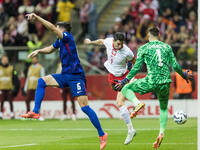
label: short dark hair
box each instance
[113,32,125,41]
[57,22,71,32]
[149,26,159,37]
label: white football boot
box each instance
[124,129,136,145]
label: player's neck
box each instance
[149,37,158,42]
[112,42,123,50]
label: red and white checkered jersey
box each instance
[103,37,134,77]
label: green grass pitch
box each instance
[0,118,197,150]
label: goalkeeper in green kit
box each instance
[114,26,192,149]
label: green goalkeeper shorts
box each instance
[122,77,171,110]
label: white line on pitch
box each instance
[0,144,37,149]
[0,127,187,131]
[56,142,196,145]
[0,142,195,148]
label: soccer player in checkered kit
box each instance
[85,32,145,145]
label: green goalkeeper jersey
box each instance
[126,40,184,84]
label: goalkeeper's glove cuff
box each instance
[121,78,129,86]
[182,71,189,83]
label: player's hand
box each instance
[183,69,193,83]
[114,78,129,91]
[26,13,37,22]
[28,50,39,58]
[84,38,91,44]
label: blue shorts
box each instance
[51,73,87,97]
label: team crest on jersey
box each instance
[111,49,117,56]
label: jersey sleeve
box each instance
[127,49,134,61]
[168,46,184,77]
[103,38,112,47]
[126,47,144,80]
[52,39,60,49]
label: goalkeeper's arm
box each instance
[169,46,191,82]
[169,46,184,76]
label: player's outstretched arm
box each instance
[168,46,192,83]
[28,45,56,58]
[26,13,63,39]
[168,46,184,76]
[84,38,104,46]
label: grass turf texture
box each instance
[0,118,197,150]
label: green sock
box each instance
[160,109,168,135]
[122,85,140,106]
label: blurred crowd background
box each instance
[0,0,198,103]
[85,0,197,73]
[0,0,197,73]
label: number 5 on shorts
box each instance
[77,83,81,90]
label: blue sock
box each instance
[33,78,46,114]
[81,105,104,136]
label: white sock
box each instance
[119,105,133,131]
[127,123,134,132]
[0,112,2,117]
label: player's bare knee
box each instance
[42,75,59,87]
[79,101,88,107]
[77,95,88,107]
[37,78,46,88]
[116,100,124,107]
[116,93,125,107]
[41,76,50,84]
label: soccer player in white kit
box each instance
[84,32,145,145]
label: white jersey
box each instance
[103,37,134,77]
